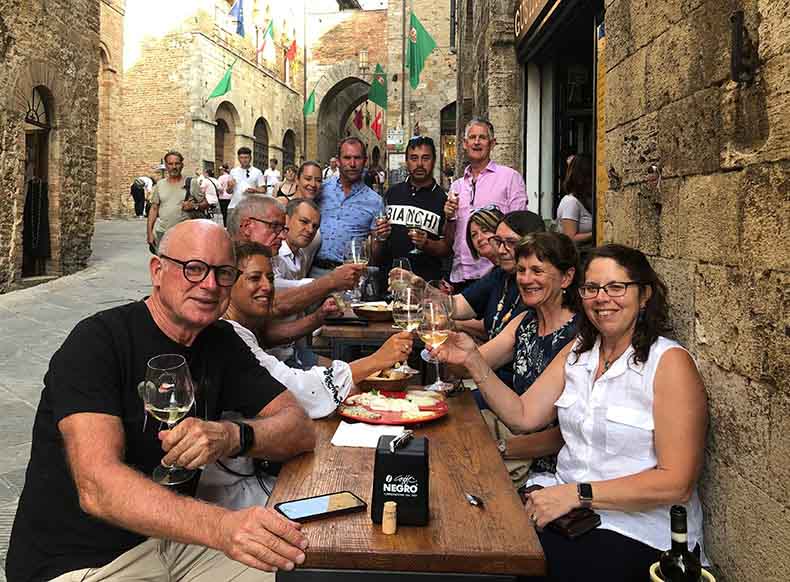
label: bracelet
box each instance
[475,367,492,386]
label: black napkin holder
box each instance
[371,435,430,525]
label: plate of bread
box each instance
[339,389,449,425]
[352,301,393,322]
[357,366,417,391]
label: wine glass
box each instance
[343,237,370,302]
[140,354,197,486]
[418,297,454,392]
[391,286,422,375]
[389,257,413,295]
[374,208,389,242]
[406,216,423,255]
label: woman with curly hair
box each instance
[432,244,708,581]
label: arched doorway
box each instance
[317,76,370,163]
[440,102,458,187]
[215,119,230,168]
[23,86,53,277]
[282,129,296,166]
[253,118,270,170]
[214,101,239,167]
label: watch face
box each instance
[578,483,593,499]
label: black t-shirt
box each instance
[6,301,286,582]
[461,268,527,393]
[380,180,448,282]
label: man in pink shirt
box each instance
[445,117,527,291]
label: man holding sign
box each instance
[373,136,454,282]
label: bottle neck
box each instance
[671,529,689,552]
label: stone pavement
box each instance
[0,219,151,579]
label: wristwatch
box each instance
[230,420,254,458]
[577,482,593,509]
[496,439,508,457]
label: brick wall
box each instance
[0,0,100,293]
[602,1,790,579]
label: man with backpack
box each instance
[147,150,207,252]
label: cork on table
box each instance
[268,391,546,580]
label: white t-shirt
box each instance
[556,194,593,234]
[263,168,282,194]
[228,166,265,209]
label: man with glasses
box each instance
[228,194,363,325]
[311,137,386,278]
[445,117,527,291]
[147,150,207,252]
[227,146,266,211]
[6,219,315,582]
[372,136,454,282]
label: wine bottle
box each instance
[658,505,702,581]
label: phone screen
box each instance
[276,492,366,521]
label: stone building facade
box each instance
[96,0,125,218]
[459,1,790,579]
[118,0,304,202]
[305,2,456,184]
[0,0,101,293]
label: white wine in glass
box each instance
[140,354,197,486]
[419,299,454,392]
[391,287,422,374]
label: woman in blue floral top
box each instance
[455,233,581,478]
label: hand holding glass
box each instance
[419,298,454,392]
[391,287,422,374]
[140,354,197,486]
[406,216,423,255]
[343,238,370,301]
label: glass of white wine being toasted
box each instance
[418,298,454,392]
[391,286,422,374]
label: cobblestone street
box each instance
[0,219,150,578]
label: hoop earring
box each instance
[637,307,646,324]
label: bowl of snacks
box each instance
[352,301,393,322]
[357,366,418,392]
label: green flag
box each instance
[208,62,235,100]
[368,63,388,109]
[406,12,436,89]
[303,89,316,115]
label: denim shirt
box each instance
[317,177,384,262]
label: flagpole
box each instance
[303,1,307,160]
[400,0,406,128]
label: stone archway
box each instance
[316,76,371,163]
[214,101,240,167]
[282,129,297,166]
[253,118,271,170]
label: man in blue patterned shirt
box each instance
[310,137,387,277]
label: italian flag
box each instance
[257,20,276,62]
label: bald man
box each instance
[7,220,315,582]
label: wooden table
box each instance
[269,391,546,581]
[318,316,401,361]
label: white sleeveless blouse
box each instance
[537,336,707,557]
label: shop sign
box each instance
[514,0,554,45]
[387,127,405,148]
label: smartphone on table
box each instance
[274,491,367,523]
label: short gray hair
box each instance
[227,195,285,236]
[464,117,495,140]
[286,197,320,218]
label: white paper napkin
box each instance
[331,421,405,448]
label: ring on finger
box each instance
[530,513,537,523]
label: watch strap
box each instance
[577,482,593,508]
[230,420,253,458]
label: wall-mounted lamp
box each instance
[730,11,756,84]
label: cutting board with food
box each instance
[338,389,449,425]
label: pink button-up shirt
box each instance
[449,161,527,283]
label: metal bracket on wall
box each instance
[730,11,757,84]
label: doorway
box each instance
[22,86,52,278]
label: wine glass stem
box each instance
[435,359,442,383]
